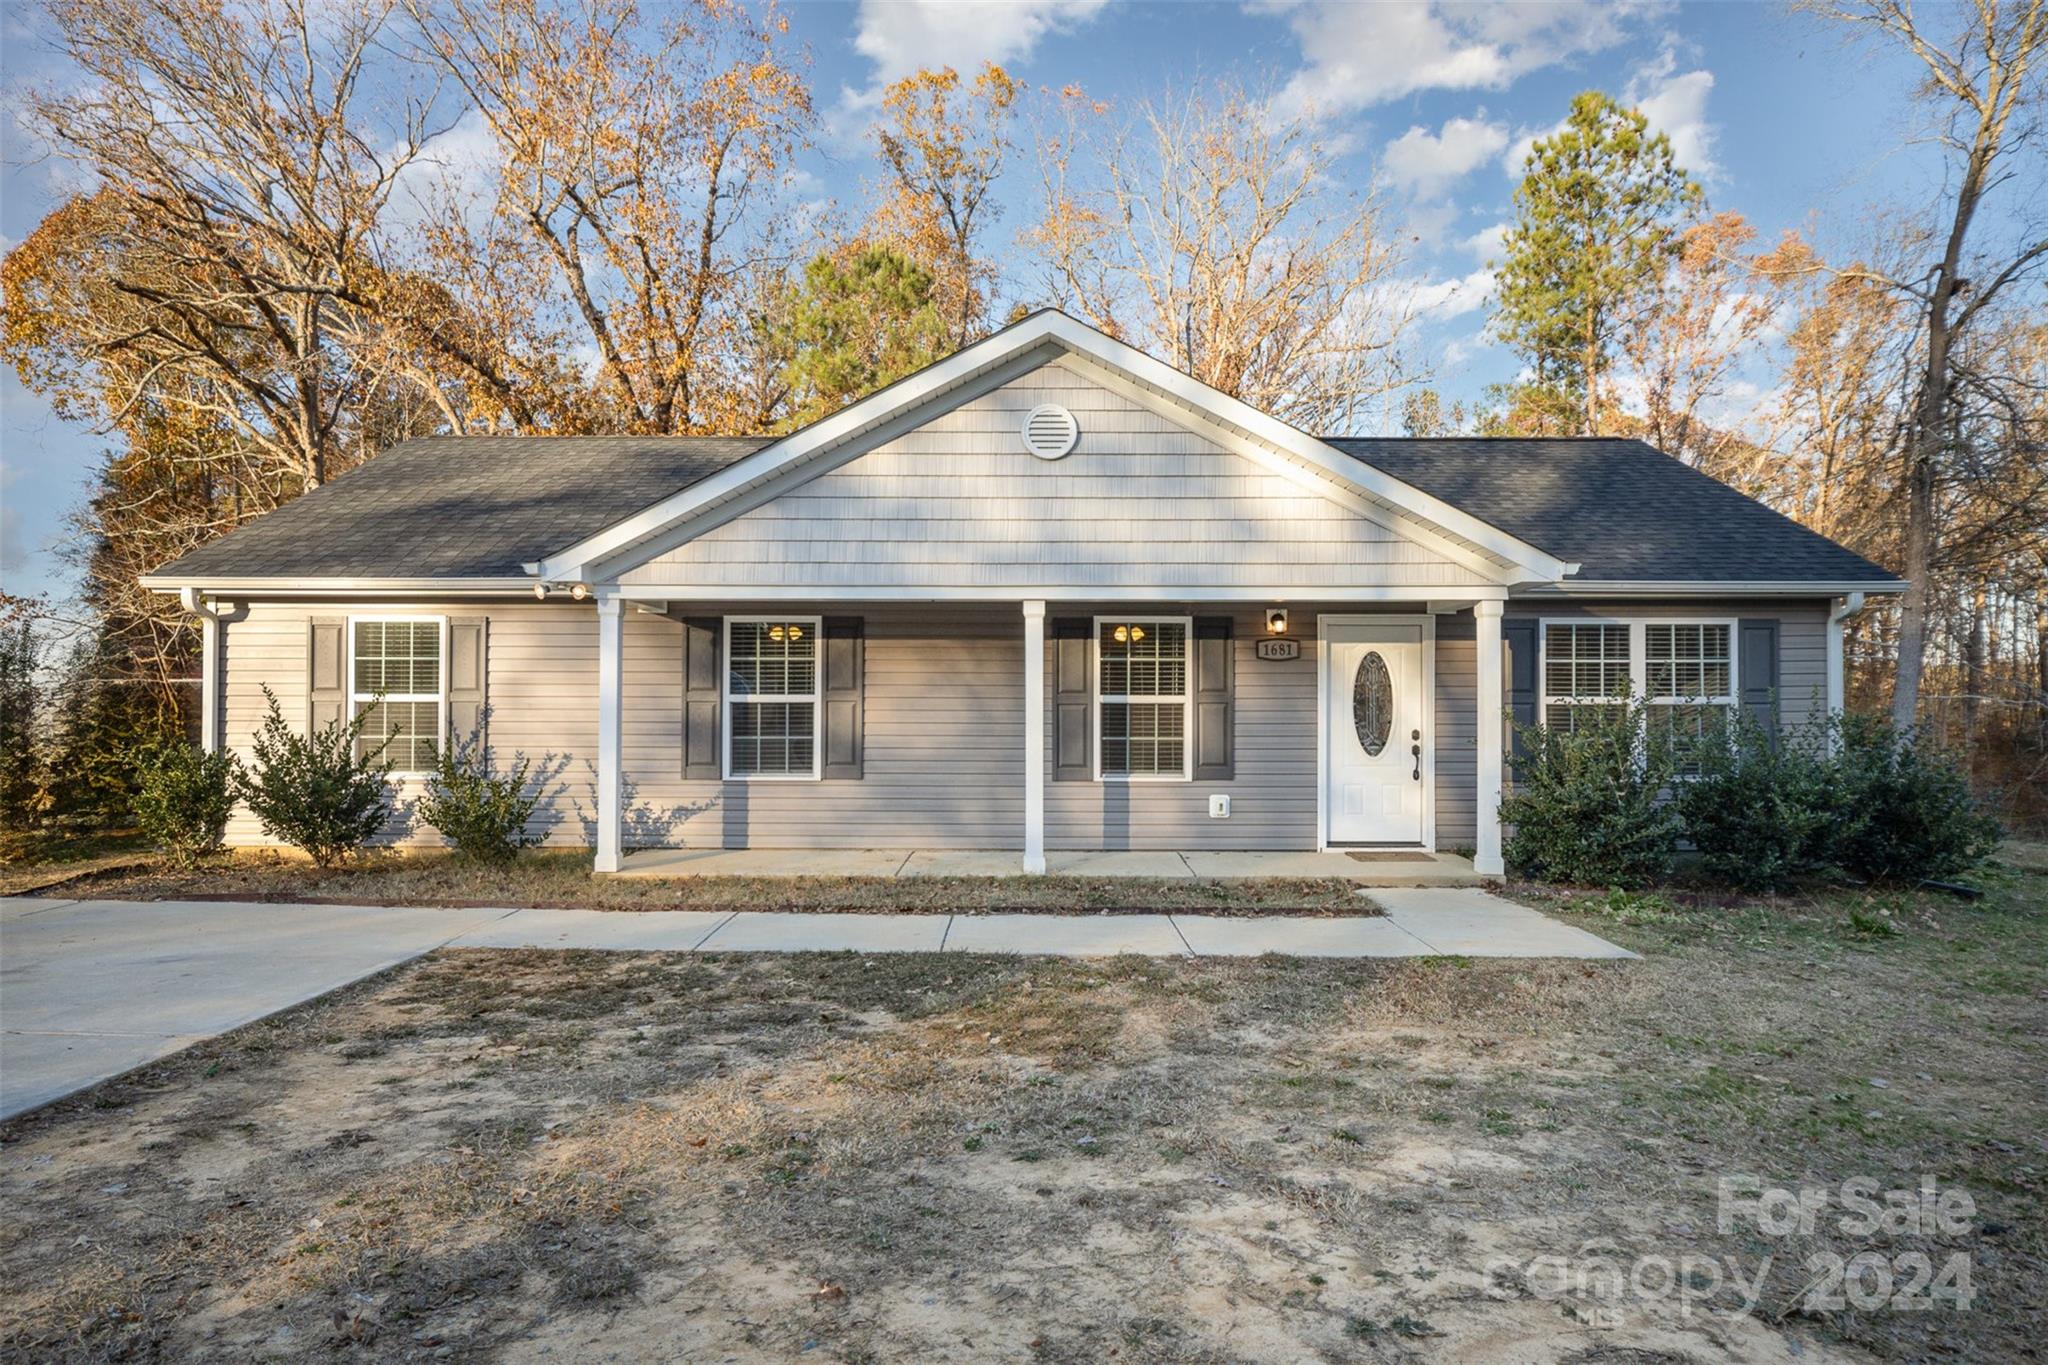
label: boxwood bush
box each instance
[419,729,540,862]
[1503,703,2000,891]
[234,687,394,867]
[1825,713,2001,883]
[131,740,239,867]
[1500,700,1682,888]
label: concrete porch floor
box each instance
[613,847,1490,885]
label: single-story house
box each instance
[142,311,1903,876]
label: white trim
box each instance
[532,310,1575,586]
[1474,601,1504,876]
[345,614,448,777]
[1091,615,1195,783]
[721,615,824,782]
[594,594,623,874]
[1314,614,1436,851]
[1537,617,1741,759]
[1521,580,1906,598]
[180,588,222,754]
[1051,352,1545,585]
[143,576,538,597]
[1826,592,1867,753]
[608,583,1512,604]
[1022,601,1047,874]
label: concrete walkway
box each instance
[615,846,1490,885]
[1,890,1629,1119]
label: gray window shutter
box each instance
[1192,615,1234,780]
[1739,618,1780,745]
[822,616,864,779]
[1502,619,1538,762]
[682,617,722,779]
[1052,617,1092,782]
[309,617,345,736]
[448,617,487,750]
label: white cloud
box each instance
[1462,221,1509,261]
[1383,115,1509,199]
[1626,48,1718,178]
[1407,267,1496,319]
[852,0,1110,86]
[388,109,505,237]
[1260,0,1654,121]
[1496,49,1718,183]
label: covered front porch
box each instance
[584,593,1511,878]
[614,846,1491,884]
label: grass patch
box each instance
[23,845,1375,913]
[1,865,2041,1362]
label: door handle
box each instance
[1411,741,1421,781]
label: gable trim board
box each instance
[530,311,1578,589]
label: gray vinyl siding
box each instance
[621,360,1490,593]
[214,596,1835,855]
[1431,601,1832,850]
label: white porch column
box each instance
[1022,599,1047,874]
[1474,600,1505,877]
[594,591,625,874]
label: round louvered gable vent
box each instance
[1021,404,1079,459]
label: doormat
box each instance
[1343,851,1437,863]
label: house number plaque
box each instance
[1254,639,1300,661]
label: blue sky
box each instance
[0,1,1968,610]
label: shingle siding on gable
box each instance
[619,362,1493,592]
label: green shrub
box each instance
[234,687,394,867]
[418,730,540,862]
[1825,713,2000,883]
[1501,700,1682,888]
[1675,709,1837,892]
[131,741,239,867]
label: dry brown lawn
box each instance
[3,846,1367,914]
[1,867,2041,1364]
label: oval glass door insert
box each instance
[1353,651,1393,756]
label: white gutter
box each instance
[1519,579,1908,598]
[178,587,223,753]
[1825,592,1869,744]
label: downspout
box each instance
[179,587,223,753]
[1826,592,1867,750]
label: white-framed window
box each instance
[349,616,445,773]
[1541,621,1631,732]
[723,616,822,780]
[1645,621,1736,773]
[1540,618,1739,769]
[1094,616,1191,780]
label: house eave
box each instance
[140,575,541,598]
[1515,579,1909,598]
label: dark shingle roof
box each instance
[1324,437,1897,584]
[154,431,1897,588]
[156,436,770,580]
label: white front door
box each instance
[1324,623,1426,845]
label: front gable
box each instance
[534,311,1576,593]
[618,360,1495,594]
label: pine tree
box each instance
[774,245,953,429]
[1493,91,1703,434]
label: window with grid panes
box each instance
[1097,619,1189,777]
[352,619,441,770]
[1645,622,1735,773]
[725,619,820,777]
[1541,622,1631,732]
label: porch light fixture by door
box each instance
[1266,608,1288,635]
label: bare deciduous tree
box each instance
[1029,81,1417,432]
[1808,0,2048,729]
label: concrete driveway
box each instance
[0,897,512,1120]
[1,891,1629,1120]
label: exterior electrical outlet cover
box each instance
[1209,794,1230,818]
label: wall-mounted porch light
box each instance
[1266,608,1289,635]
